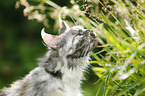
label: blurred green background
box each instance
[0,0,63,88]
[0,0,43,87]
[1,0,145,96]
[0,0,98,95]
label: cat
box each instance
[0,17,97,96]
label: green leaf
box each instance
[104,72,111,96]
[96,80,105,96]
[44,0,61,8]
[92,67,106,72]
[117,81,140,96]
[134,85,145,96]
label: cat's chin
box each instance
[67,46,90,59]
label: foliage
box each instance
[1,0,145,96]
[15,0,145,95]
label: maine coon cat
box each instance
[0,17,97,96]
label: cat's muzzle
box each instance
[72,29,97,58]
[78,29,97,48]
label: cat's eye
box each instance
[85,29,92,32]
[77,29,83,35]
[79,29,82,32]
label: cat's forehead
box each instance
[71,25,85,31]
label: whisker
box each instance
[68,14,77,25]
[81,47,85,57]
[83,44,90,57]
[81,43,88,57]
[76,41,87,50]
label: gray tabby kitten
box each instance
[0,17,97,96]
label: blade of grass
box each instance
[117,81,140,96]
[104,72,111,96]
[130,73,145,84]
[44,0,61,9]
[96,80,105,96]
[134,85,145,96]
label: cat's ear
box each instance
[41,28,60,49]
[59,15,70,34]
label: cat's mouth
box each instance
[67,30,97,58]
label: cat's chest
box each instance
[53,67,84,96]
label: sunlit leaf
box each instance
[117,81,140,96]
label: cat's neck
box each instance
[39,49,90,78]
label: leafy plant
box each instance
[16,0,145,95]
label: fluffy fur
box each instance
[0,18,97,96]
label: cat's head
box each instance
[41,18,97,58]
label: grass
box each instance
[17,0,145,95]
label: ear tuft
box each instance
[59,15,70,34]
